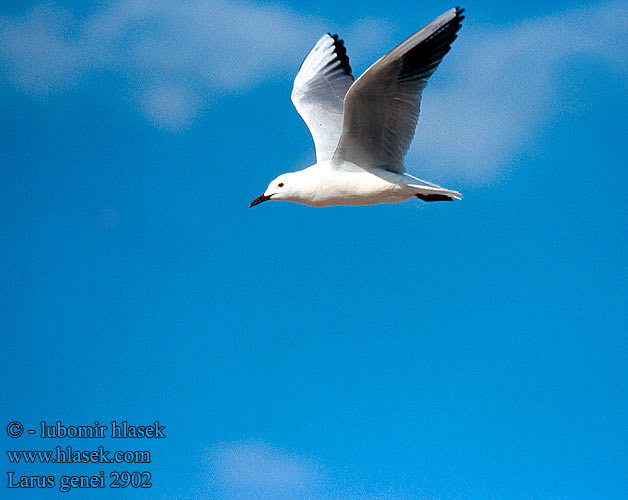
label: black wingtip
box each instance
[326,33,353,77]
[416,193,453,202]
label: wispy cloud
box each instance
[1,1,626,174]
[0,0,390,131]
[203,441,321,500]
[410,1,628,181]
[199,441,405,500]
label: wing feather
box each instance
[332,7,464,173]
[291,34,354,162]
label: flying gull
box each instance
[250,7,465,208]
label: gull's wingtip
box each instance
[448,6,465,23]
[324,33,352,77]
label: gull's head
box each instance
[250,173,303,207]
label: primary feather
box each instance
[291,34,354,162]
[333,7,465,173]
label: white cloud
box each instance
[1,1,626,175]
[205,441,320,500]
[139,82,201,131]
[0,5,84,93]
[200,441,405,500]
[410,1,628,182]
[0,0,390,130]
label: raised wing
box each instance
[291,34,354,163]
[332,7,464,173]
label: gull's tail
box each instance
[413,186,462,202]
[404,174,462,202]
[415,191,460,202]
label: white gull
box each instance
[250,7,465,208]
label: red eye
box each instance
[278,182,284,188]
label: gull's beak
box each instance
[249,193,273,207]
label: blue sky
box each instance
[1,1,627,499]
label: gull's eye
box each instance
[278,182,284,188]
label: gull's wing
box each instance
[332,7,464,173]
[291,34,354,163]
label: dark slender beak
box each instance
[249,193,273,208]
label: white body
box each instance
[277,161,461,207]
